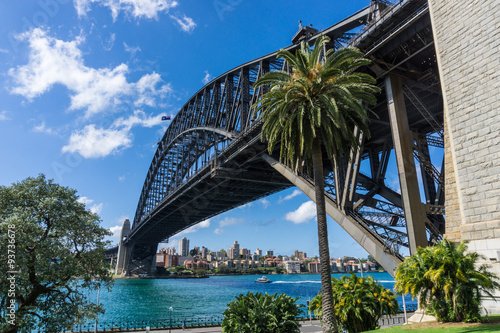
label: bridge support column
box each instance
[385,74,428,254]
[115,219,131,275]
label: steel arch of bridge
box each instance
[119,0,445,276]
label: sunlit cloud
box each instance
[33,121,57,135]
[0,111,11,121]
[170,14,196,32]
[278,189,302,203]
[173,219,211,237]
[202,70,212,85]
[62,110,163,158]
[285,201,316,224]
[9,28,171,118]
[260,199,270,208]
[74,0,179,20]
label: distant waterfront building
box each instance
[252,253,260,261]
[178,256,194,266]
[201,246,208,259]
[266,250,273,256]
[284,260,301,274]
[255,248,263,256]
[179,237,189,256]
[227,248,237,259]
[308,261,320,273]
[294,250,307,260]
[156,253,179,267]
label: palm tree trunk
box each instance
[312,137,337,333]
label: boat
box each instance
[254,276,272,283]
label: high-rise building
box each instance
[201,246,207,259]
[255,248,263,256]
[232,241,240,253]
[179,237,189,256]
[266,250,273,256]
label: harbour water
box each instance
[92,272,417,323]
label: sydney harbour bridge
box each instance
[114,0,445,276]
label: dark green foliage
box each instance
[222,292,302,332]
[0,175,113,333]
[395,239,500,323]
[310,274,399,333]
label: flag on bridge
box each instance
[161,115,171,121]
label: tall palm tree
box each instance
[252,36,380,333]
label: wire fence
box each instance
[57,305,418,333]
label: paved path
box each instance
[120,320,323,333]
[119,313,411,333]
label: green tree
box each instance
[0,175,113,333]
[217,264,231,275]
[253,36,379,332]
[222,292,302,333]
[394,239,499,322]
[310,274,399,333]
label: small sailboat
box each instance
[254,276,272,283]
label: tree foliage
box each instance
[310,274,399,333]
[0,175,113,333]
[222,292,302,333]
[394,239,500,323]
[253,35,380,333]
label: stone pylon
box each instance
[115,219,131,276]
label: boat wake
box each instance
[272,281,321,284]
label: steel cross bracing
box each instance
[122,0,445,275]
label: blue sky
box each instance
[0,0,402,259]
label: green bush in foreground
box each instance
[310,274,399,333]
[394,239,500,323]
[222,291,302,333]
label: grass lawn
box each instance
[367,316,500,332]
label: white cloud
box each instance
[238,202,254,209]
[0,111,11,121]
[174,219,211,237]
[278,189,302,203]
[124,42,141,57]
[0,49,8,54]
[33,121,56,135]
[219,217,244,227]
[170,14,196,32]
[62,124,132,158]
[9,28,170,118]
[119,175,126,181]
[74,0,179,20]
[285,201,317,224]
[78,196,94,205]
[134,73,172,107]
[214,228,224,235]
[104,33,116,51]
[62,109,164,158]
[77,196,103,214]
[202,70,212,85]
[260,199,270,208]
[109,225,122,238]
[90,203,103,214]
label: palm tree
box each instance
[252,36,379,332]
[394,239,500,322]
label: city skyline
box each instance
[1,0,397,259]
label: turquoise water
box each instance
[91,272,416,323]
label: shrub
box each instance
[310,274,399,333]
[394,239,500,322]
[222,292,302,332]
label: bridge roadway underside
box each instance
[125,125,293,272]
